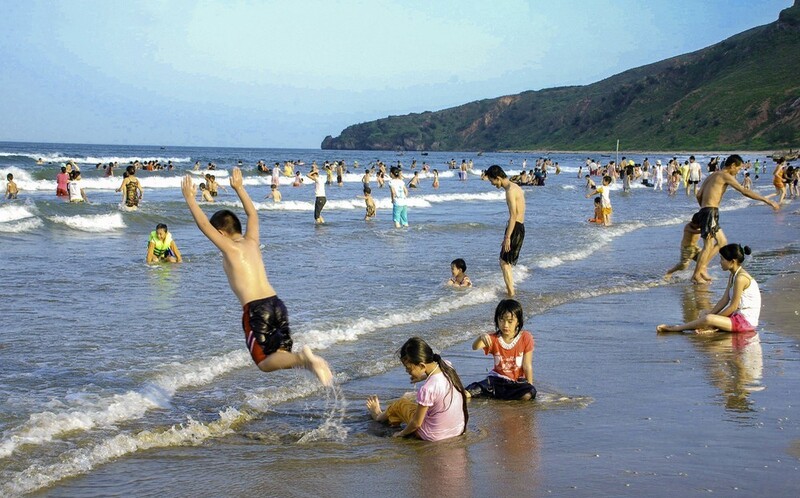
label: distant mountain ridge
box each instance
[322,1,800,152]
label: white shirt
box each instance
[390,178,406,206]
[314,175,326,197]
[68,179,83,202]
[689,162,702,181]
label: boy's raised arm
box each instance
[182,175,230,250]
[229,167,260,241]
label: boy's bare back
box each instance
[182,168,276,305]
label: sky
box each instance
[0,0,792,149]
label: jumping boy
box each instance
[486,165,525,297]
[181,168,332,385]
[691,154,779,284]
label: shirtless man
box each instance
[182,169,331,385]
[486,165,526,297]
[691,154,779,284]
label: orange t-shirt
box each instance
[483,330,534,381]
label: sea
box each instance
[1,142,799,496]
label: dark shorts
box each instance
[500,222,525,265]
[314,196,327,219]
[242,295,293,366]
[466,376,536,400]
[688,179,700,185]
[692,207,720,240]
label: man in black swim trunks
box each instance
[486,165,526,297]
[691,154,779,284]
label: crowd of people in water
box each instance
[4,151,793,442]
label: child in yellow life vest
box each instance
[146,223,183,263]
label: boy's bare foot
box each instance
[691,276,710,284]
[694,327,718,334]
[663,273,673,282]
[656,324,673,333]
[366,395,383,420]
[300,345,333,386]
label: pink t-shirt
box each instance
[415,371,465,441]
[483,330,534,381]
[56,172,69,189]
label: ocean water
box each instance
[1,142,798,496]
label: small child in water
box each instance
[586,175,612,226]
[181,168,332,386]
[366,337,468,441]
[5,173,19,199]
[363,186,376,220]
[465,299,536,400]
[266,184,282,203]
[588,196,603,223]
[663,215,702,281]
[447,258,472,287]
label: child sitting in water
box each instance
[663,215,702,281]
[465,299,536,400]
[146,223,183,263]
[657,243,761,334]
[588,197,603,223]
[5,173,19,199]
[181,168,332,385]
[447,258,472,287]
[366,337,468,441]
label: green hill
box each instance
[322,1,800,152]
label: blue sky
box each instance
[0,0,792,148]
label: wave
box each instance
[232,191,505,212]
[49,213,126,232]
[0,151,191,165]
[536,221,646,269]
[0,204,43,233]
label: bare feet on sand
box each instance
[366,395,384,420]
[300,345,333,386]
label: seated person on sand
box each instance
[366,337,468,441]
[663,215,702,280]
[465,299,536,400]
[146,223,183,263]
[657,244,761,334]
[447,258,472,288]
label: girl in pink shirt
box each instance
[366,337,468,441]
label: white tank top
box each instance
[730,267,760,326]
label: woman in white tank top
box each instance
[657,244,760,333]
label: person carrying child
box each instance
[663,214,702,280]
[465,299,536,400]
[658,243,761,334]
[366,337,468,440]
[447,258,472,287]
[181,169,332,385]
[585,175,612,226]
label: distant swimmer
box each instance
[486,165,525,297]
[116,165,142,208]
[361,186,376,220]
[181,168,332,386]
[432,169,439,189]
[307,168,326,224]
[690,154,778,284]
[585,175,612,227]
[265,183,282,203]
[5,173,19,200]
[146,223,183,264]
[199,182,215,202]
[658,244,761,334]
[772,157,787,204]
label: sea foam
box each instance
[49,213,126,232]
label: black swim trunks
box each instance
[693,207,720,240]
[500,222,525,265]
[242,295,293,366]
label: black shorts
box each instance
[500,222,525,265]
[692,207,720,240]
[466,376,536,400]
[314,196,327,219]
[242,295,293,365]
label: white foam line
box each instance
[535,222,645,269]
[0,351,247,460]
[2,378,330,496]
